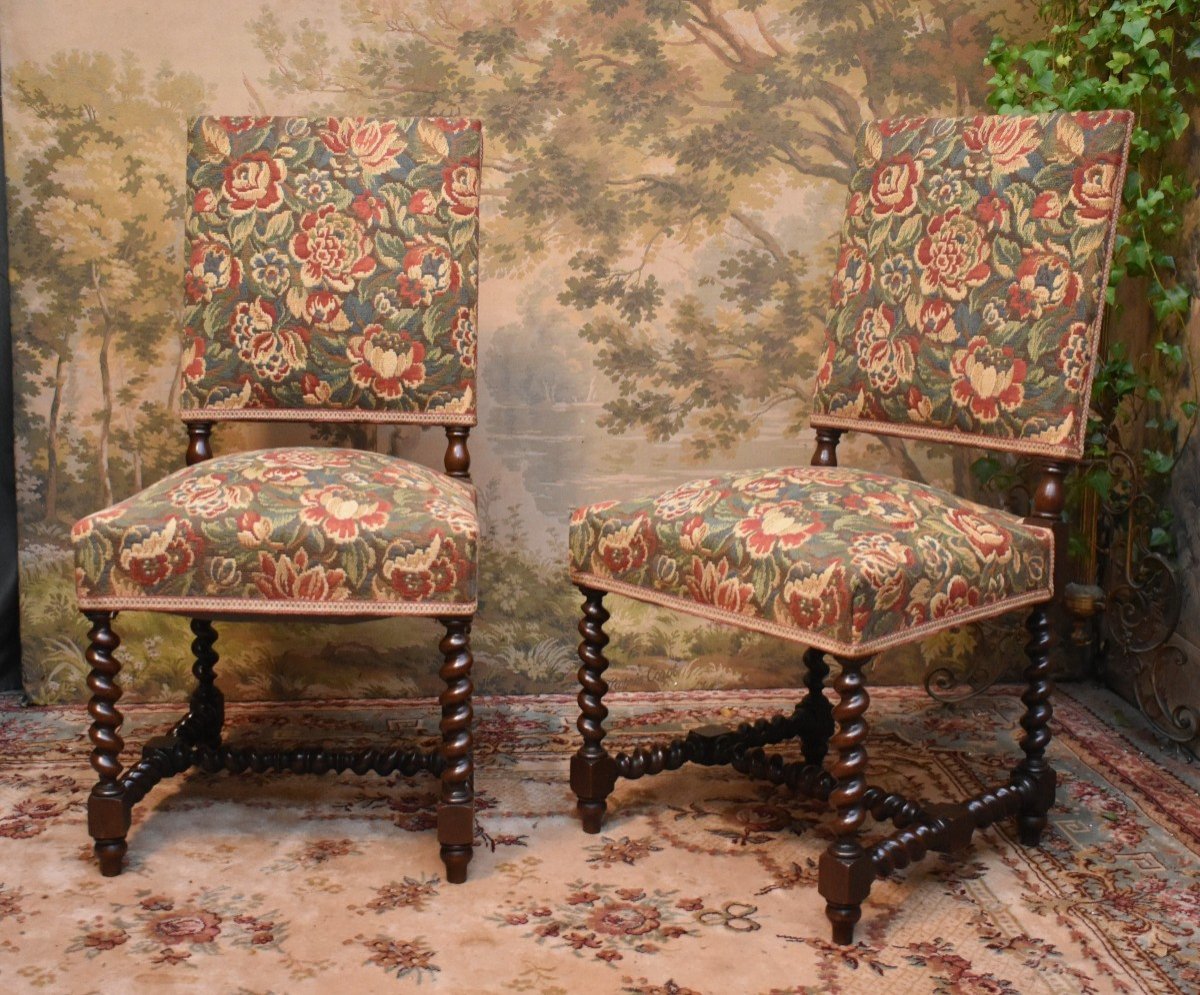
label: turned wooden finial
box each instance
[185,422,214,466]
[1028,460,1069,522]
[444,426,471,479]
[811,427,843,468]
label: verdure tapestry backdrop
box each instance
[4,0,1044,703]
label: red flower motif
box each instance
[849,533,916,595]
[351,192,385,227]
[441,161,480,218]
[146,910,222,945]
[290,203,376,292]
[586,902,661,937]
[905,386,933,422]
[781,562,847,630]
[878,117,927,137]
[1076,111,1119,128]
[951,336,1027,422]
[181,336,206,384]
[814,339,836,391]
[735,501,822,558]
[228,298,308,383]
[318,117,407,173]
[222,152,286,214]
[869,154,922,216]
[299,484,392,543]
[395,243,461,307]
[1070,155,1120,226]
[185,239,241,303]
[975,193,1010,230]
[300,372,333,406]
[119,519,203,587]
[854,304,915,394]
[252,549,349,601]
[303,290,344,327]
[916,207,991,301]
[380,533,472,599]
[917,299,956,342]
[946,509,1014,562]
[685,559,756,615]
[236,511,274,547]
[192,188,218,213]
[219,116,271,134]
[963,115,1041,172]
[408,190,437,215]
[1006,249,1080,320]
[930,575,982,619]
[347,325,427,398]
[596,515,657,574]
[1032,191,1063,220]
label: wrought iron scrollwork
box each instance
[922,436,1199,755]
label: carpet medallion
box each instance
[0,687,1196,993]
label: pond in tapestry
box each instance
[2,0,1037,703]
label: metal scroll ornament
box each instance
[924,443,1198,755]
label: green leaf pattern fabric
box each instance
[812,111,1132,458]
[569,467,1054,657]
[73,448,477,615]
[181,116,481,423]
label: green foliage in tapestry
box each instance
[7,53,207,524]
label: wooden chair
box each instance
[566,111,1132,943]
[71,116,482,882]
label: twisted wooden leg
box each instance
[818,655,874,945]
[1013,605,1056,846]
[84,611,130,877]
[437,617,474,883]
[570,587,618,834]
[799,647,834,766]
[176,619,223,748]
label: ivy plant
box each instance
[982,0,1199,557]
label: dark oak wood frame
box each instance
[83,422,477,883]
[570,427,1067,944]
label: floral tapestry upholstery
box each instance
[181,116,481,424]
[568,467,1054,657]
[812,111,1133,459]
[73,448,477,615]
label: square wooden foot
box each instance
[438,801,474,884]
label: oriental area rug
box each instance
[0,686,1197,993]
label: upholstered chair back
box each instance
[812,111,1132,460]
[181,116,481,425]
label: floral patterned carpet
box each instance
[0,685,1197,994]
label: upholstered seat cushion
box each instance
[72,448,477,615]
[568,466,1053,657]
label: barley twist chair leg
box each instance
[83,611,130,877]
[1013,604,1056,846]
[177,619,223,748]
[570,586,618,833]
[799,647,834,766]
[818,655,874,945]
[437,617,475,883]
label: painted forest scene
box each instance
[2,0,1044,703]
